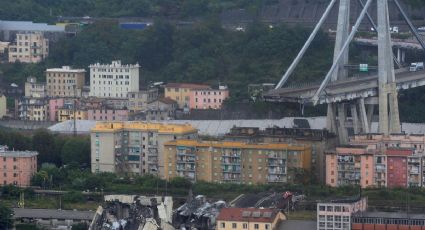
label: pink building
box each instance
[88,109,129,121]
[326,134,424,188]
[0,146,38,187]
[48,98,65,121]
[326,146,374,188]
[189,85,229,109]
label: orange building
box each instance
[326,146,374,188]
[164,140,311,184]
[0,146,38,187]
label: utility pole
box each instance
[73,85,77,136]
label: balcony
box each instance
[222,166,241,173]
[268,175,285,183]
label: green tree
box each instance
[60,137,90,166]
[32,129,60,166]
[0,203,13,229]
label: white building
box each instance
[317,197,367,230]
[89,60,140,99]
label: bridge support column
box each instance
[337,104,349,144]
[332,0,350,82]
[351,104,360,134]
[396,48,406,65]
[377,0,401,135]
[358,98,370,133]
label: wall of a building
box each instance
[0,155,37,187]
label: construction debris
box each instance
[89,195,173,230]
[173,192,227,230]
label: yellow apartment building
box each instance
[163,140,311,184]
[164,83,210,109]
[90,122,198,176]
[57,108,88,121]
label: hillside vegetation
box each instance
[1,19,333,100]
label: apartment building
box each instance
[46,66,86,97]
[317,197,367,230]
[90,122,198,176]
[88,108,129,121]
[128,88,159,112]
[163,140,311,184]
[57,108,88,122]
[224,126,337,183]
[24,77,46,98]
[0,146,38,187]
[16,97,49,121]
[164,83,210,109]
[326,145,422,188]
[8,32,49,63]
[216,208,286,230]
[189,85,229,109]
[0,94,6,118]
[89,60,140,98]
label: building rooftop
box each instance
[13,208,94,220]
[159,97,177,104]
[164,83,211,89]
[0,146,38,158]
[354,211,425,220]
[91,121,197,134]
[0,20,65,32]
[46,66,86,73]
[89,60,140,68]
[217,208,281,223]
[164,139,309,150]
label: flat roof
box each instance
[0,21,65,32]
[355,211,425,220]
[13,208,94,220]
[91,121,197,134]
[164,139,309,150]
[46,66,86,73]
[0,151,38,157]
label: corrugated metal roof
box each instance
[0,21,65,32]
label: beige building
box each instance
[57,108,88,122]
[128,88,158,112]
[46,66,86,97]
[24,77,46,98]
[8,32,49,63]
[17,97,49,121]
[90,122,198,176]
[163,140,312,184]
[0,94,6,118]
[164,83,210,109]
[216,208,286,230]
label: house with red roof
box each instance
[216,208,286,230]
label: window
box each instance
[243,223,248,229]
[265,224,270,230]
[254,224,259,230]
[232,223,237,229]
[220,223,225,228]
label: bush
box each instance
[63,191,85,203]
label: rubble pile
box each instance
[89,195,174,230]
[174,194,226,230]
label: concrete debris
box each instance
[89,195,174,230]
[174,193,227,230]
